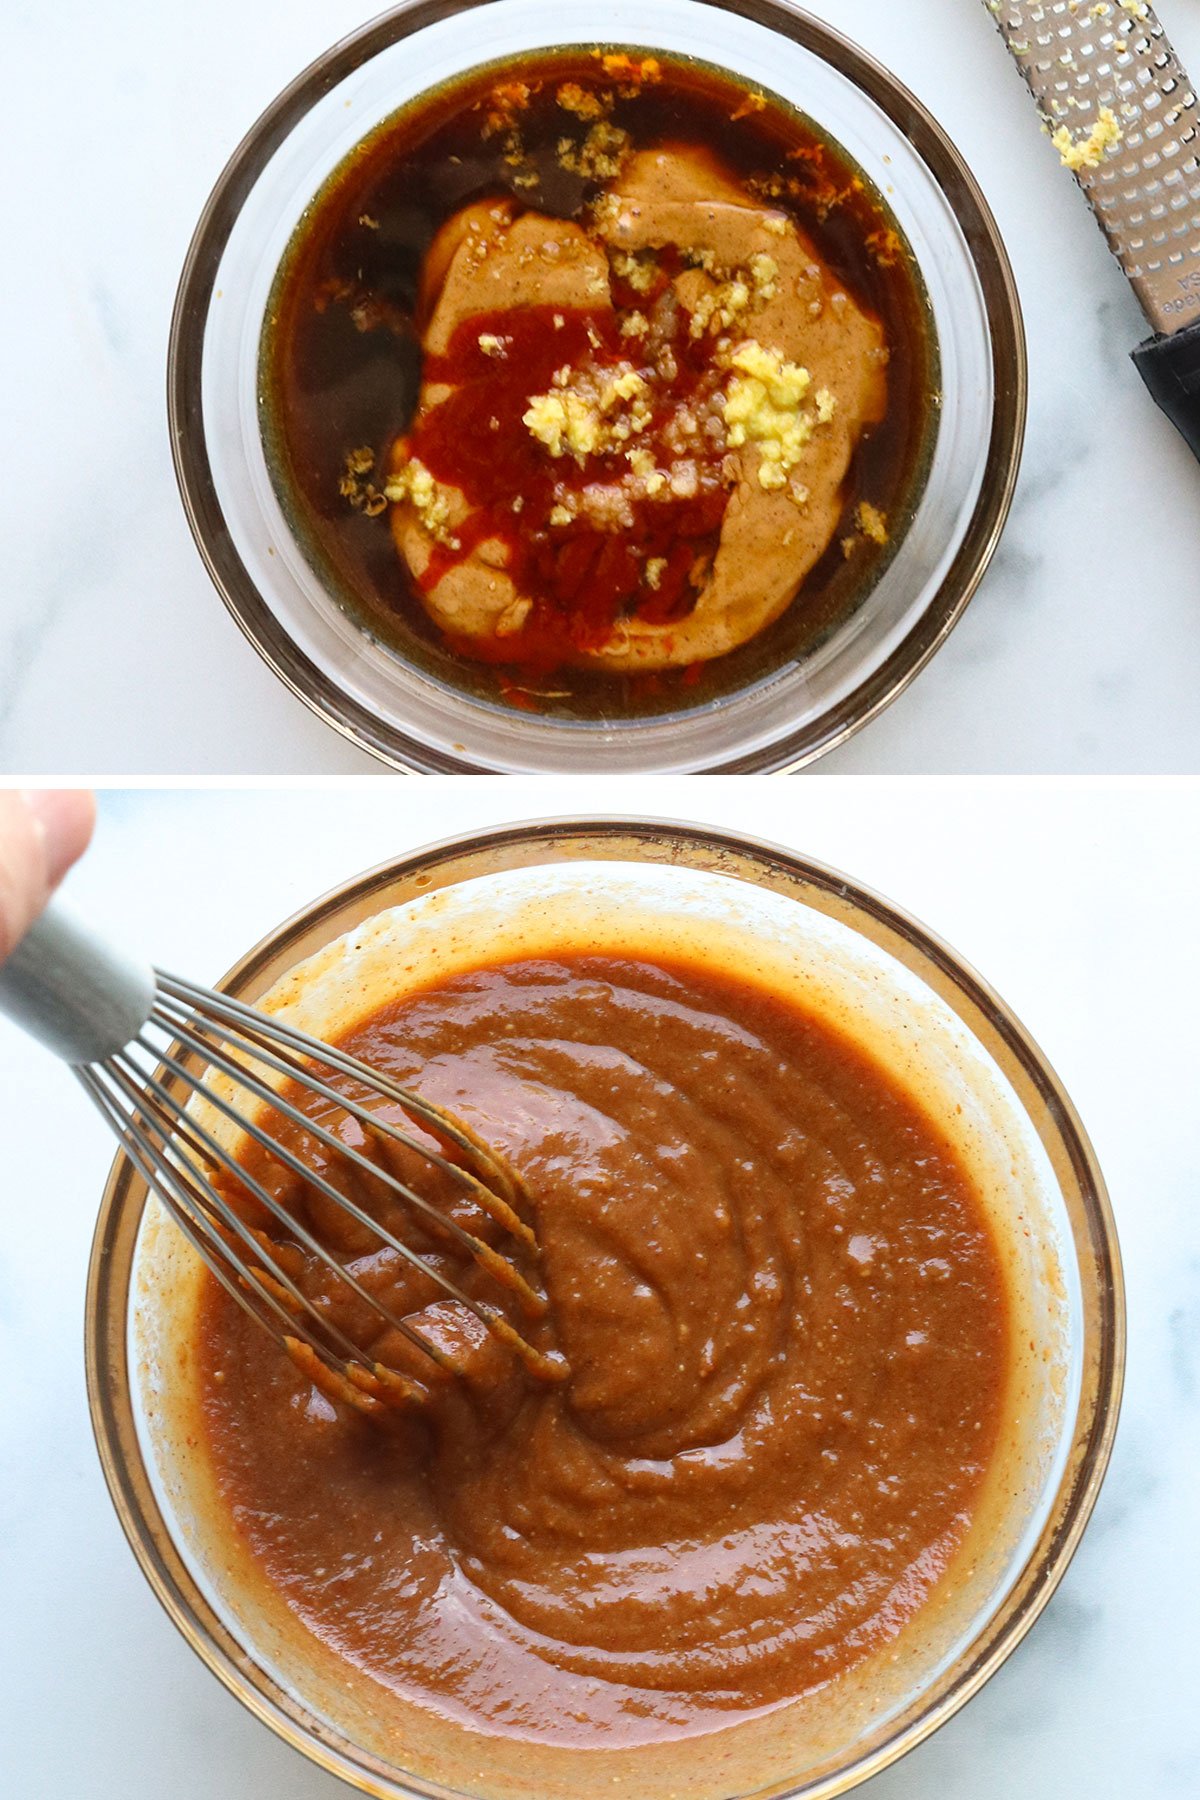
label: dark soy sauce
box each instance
[260,48,938,718]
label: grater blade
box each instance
[984,1,1200,335]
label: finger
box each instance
[25,789,97,889]
[0,790,97,963]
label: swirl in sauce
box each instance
[199,955,1008,1745]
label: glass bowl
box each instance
[169,0,1026,773]
[86,818,1122,1800]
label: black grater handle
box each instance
[1132,317,1200,463]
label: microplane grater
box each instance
[984,0,1200,457]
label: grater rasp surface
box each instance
[985,1,1200,334]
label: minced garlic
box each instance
[610,249,660,293]
[689,276,751,339]
[644,557,668,589]
[523,390,604,458]
[687,251,778,338]
[525,359,649,460]
[603,368,646,405]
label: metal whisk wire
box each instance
[0,907,557,1408]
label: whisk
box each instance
[0,906,559,1411]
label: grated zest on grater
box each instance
[984,1,1200,334]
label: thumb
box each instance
[0,790,97,964]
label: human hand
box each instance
[0,791,96,964]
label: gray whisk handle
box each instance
[0,905,156,1065]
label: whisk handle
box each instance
[0,904,156,1065]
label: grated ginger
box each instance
[1052,106,1123,170]
[722,342,833,494]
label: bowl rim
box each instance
[167,0,1027,774]
[85,814,1123,1800]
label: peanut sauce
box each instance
[199,954,1008,1747]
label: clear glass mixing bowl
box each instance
[170,0,1025,771]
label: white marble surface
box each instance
[3,2,1200,773]
[0,780,1197,1796]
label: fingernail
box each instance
[22,789,96,889]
